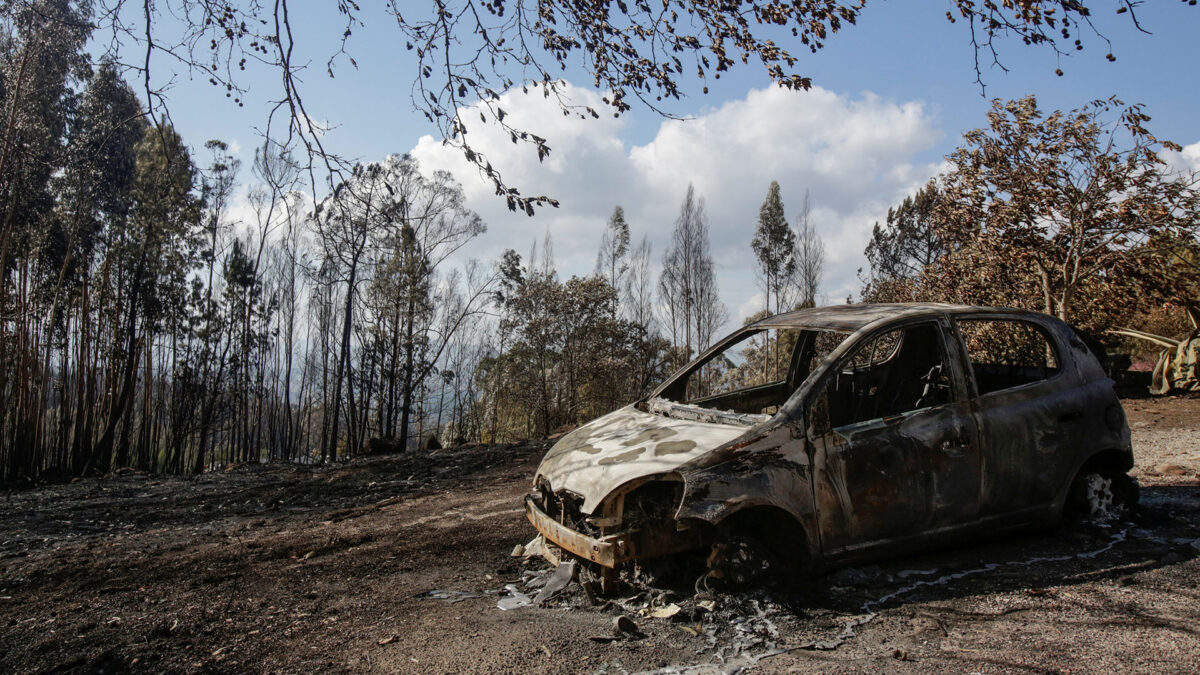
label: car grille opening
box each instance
[538,484,601,537]
[624,482,684,530]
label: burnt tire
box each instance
[1067,471,1139,523]
[702,532,783,591]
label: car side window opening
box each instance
[957,318,1059,396]
[811,322,954,433]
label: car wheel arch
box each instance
[710,504,816,570]
[1055,446,1136,515]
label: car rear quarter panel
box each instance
[961,315,1132,520]
[1049,325,1133,509]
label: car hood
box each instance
[535,404,749,514]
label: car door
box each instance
[808,318,982,557]
[953,315,1081,517]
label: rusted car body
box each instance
[525,304,1134,580]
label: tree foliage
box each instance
[482,248,669,440]
[861,180,948,302]
[67,0,1189,211]
[938,96,1200,326]
[794,190,824,308]
[594,204,631,314]
[3,8,701,480]
[313,155,488,459]
[862,95,1200,336]
[0,17,518,479]
[0,0,92,272]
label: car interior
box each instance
[956,319,1060,396]
[661,317,1060,428]
[823,322,953,429]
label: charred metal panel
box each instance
[812,402,981,556]
[955,315,1128,517]
[674,425,812,524]
[750,303,973,332]
[970,375,1083,516]
[526,495,621,566]
[535,404,748,514]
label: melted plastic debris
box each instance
[496,561,596,611]
[533,561,578,604]
[596,595,796,674]
[649,603,682,619]
[496,584,533,611]
[423,589,485,603]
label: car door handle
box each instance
[1058,410,1082,423]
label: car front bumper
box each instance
[524,494,706,568]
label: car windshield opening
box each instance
[653,328,849,424]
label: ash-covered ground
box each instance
[2,397,1198,674]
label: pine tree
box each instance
[862,180,945,300]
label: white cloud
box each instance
[1162,140,1200,175]
[410,82,944,333]
[737,292,767,326]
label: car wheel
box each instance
[1068,470,1139,523]
[701,531,785,592]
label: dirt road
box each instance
[2,397,1198,674]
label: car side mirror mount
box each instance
[788,409,806,439]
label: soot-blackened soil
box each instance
[2,397,1199,674]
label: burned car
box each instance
[525,304,1136,587]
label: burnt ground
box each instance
[2,398,1199,674]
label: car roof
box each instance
[748,303,1051,332]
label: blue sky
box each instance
[151,1,1200,328]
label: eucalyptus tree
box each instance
[187,139,240,473]
[623,235,668,395]
[660,184,726,366]
[0,0,93,479]
[313,163,391,459]
[793,191,825,308]
[316,155,487,455]
[49,61,145,475]
[91,124,202,473]
[251,142,306,460]
[0,0,91,273]
[595,206,631,313]
[752,181,795,316]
